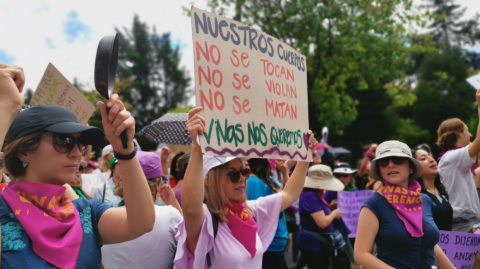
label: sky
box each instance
[0,0,479,102]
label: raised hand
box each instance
[186,107,206,144]
[307,130,319,156]
[160,147,171,163]
[0,64,25,114]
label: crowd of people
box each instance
[0,63,480,269]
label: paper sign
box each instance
[438,230,480,269]
[81,172,110,197]
[30,63,95,124]
[191,7,311,161]
[337,190,374,238]
[467,73,480,90]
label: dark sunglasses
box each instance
[334,173,350,178]
[377,157,407,167]
[42,133,89,156]
[226,168,250,183]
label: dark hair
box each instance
[411,147,449,199]
[170,152,184,181]
[247,158,279,193]
[3,131,47,178]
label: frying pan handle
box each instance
[106,107,128,149]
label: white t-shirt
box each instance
[102,205,183,269]
[439,145,480,220]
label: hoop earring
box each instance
[22,160,29,168]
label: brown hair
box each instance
[205,163,254,223]
[436,118,465,150]
[114,179,157,201]
[3,131,47,178]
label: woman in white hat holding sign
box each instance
[173,107,318,269]
[355,140,454,269]
[297,164,345,268]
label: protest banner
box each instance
[438,230,480,269]
[191,7,311,161]
[337,190,373,238]
[467,73,480,90]
[81,172,110,197]
[30,63,95,124]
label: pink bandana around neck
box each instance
[2,181,83,269]
[438,146,477,176]
[224,201,258,257]
[379,180,423,237]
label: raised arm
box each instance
[0,64,25,148]
[468,89,480,158]
[182,107,206,255]
[280,131,318,211]
[97,94,155,244]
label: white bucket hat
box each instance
[370,140,423,181]
[333,163,357,175]
[304,164,344,191]
[101,145,113,159]
[203,155,250,178]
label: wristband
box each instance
[364,151,374,158]
[114,143,137,160]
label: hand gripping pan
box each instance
[94,34,128,149]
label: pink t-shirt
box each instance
[173,193,283,269]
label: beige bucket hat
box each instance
[304,164,344,191]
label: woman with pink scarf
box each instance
[354,140,454,269]
[173,107,318,269]
[0,64,154,269]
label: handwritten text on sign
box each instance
[81,172,110,197]
[337,190,374,238]
[30,63,95,124]
[438,230,480,269]
[191,7,311,161]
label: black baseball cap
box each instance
[5,105,105,145]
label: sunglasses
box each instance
[42,133,89,156]
[377,157,407,167]
[334,173,351,178]
[226,168,250,183]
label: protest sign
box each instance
[191,7,311,161]
[30,63,95,124]
[81,172,110,197]
[337,190,373,238]
[467,73,480,90]
[438,230,480,269]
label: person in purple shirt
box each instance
[173,107,319,269]
[324,163,357,206]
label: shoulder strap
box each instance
[206,207,219,268]
[102,183,106,202]
[420,220,427,269]
[301,228,331,244]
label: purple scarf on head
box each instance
[438,146,476,176]
[379,180,424,237]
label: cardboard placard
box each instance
[81,172,110,197]
[337,190,374,238]
[191,7,311,161]
[438,230,480,269]
[467,73,480,90]
[30,63,95,124]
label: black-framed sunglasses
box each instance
[42,133,89,156]
[377,157,407,167]
[226,168,250,183]
[334,173,350,178]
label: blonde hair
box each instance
[114,179,157,201]
[437,118,465,150]
[205,163,254,223]
[100,158,110,173]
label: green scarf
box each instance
[344,182,356,191]
[72,186,86,199]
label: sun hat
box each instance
[5,105,104,145]
[137,151,163,179]
[304,164,344,191]
[109,156,118,170]
[333,163,357,175]
[178,152,191,169]
[203,155,249,178]
[80,160,87,168]
[86,160,97,168]
[370,140,423,181]
[101,145,113,159]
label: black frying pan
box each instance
[94,34,128,149]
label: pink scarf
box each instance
[379,180,423,237]
[438,146,476,176]
[225,201,257,257]
[2,182,83,269]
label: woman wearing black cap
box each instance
[0,64,154,269]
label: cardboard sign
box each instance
[81,172,110,197]
[467,73,480,90]
[438,230,480,269]
[191,7,311,161]
[337,190,374,238]
[30,63,95,124]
